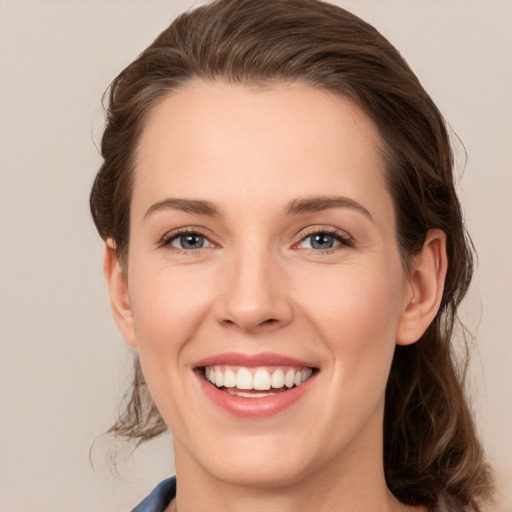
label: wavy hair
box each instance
[90,0,493,509]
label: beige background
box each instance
[0,1,510,510]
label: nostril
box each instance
[221,316,279,332]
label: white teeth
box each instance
[271,369,285,389]
[285,369,295,388]
[301,368,312,383]
[223,369,236,388]
[253,369,271,390]
[215,368,223,388]
[235,368,253,390]
[203,365,314,392]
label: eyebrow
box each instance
[284,196,373,221]
[143,198,221,220]
[143,195,373,222]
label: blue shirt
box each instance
[131,477,176,512]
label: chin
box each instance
[201,454,314,490]
[171,424,318,489]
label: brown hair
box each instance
[90,0,493,509]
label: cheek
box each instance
[301,261,404,403]
[299,260,404,343]
[299,262,404,432]
[126,266,218,420]
[129,268,214,353]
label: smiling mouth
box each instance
[200,365,317,398]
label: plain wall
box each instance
[0,1,510,510]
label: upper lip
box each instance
[193,352,317,369]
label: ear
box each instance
[396,229,448,346]
[103,239,137,348]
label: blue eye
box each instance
[170,233,206,250]
[309,233,336,250]
[297,230,352,251]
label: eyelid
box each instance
[159,226,218,250]
[157,225,353,253]
[292,226,354,251]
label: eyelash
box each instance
[159,227,216,255]
[293,226,354,254]
[159,226,354,255]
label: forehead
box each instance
[133,80,390,221]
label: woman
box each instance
[90,0,494,510]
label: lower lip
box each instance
[197,372,316,418]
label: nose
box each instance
[214,248,293,333]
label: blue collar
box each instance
[131,477,176,512]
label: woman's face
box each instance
[115,81,415,487]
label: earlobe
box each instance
[103,239,137,348]
[396,229,448,346]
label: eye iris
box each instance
[180,234,204,249]
[311,233,334,249]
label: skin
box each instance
[105,81,447,512]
